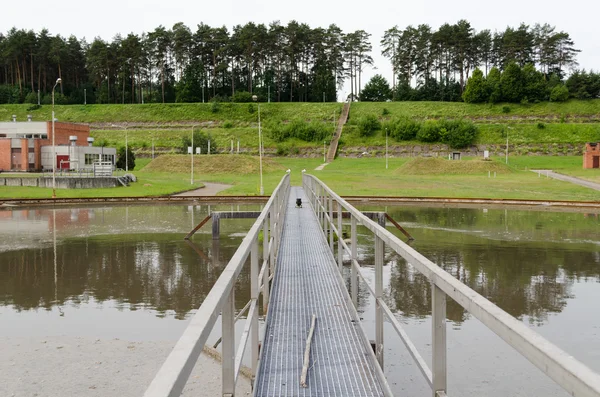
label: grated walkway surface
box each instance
[255,187,385,397]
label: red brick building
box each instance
[0,121,111,172]
[583,143,600,169]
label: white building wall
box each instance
[40,146,117,171]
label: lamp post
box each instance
[190,126,195,185]
[323,140,326,162]
[385,127,389,170]
[51,77,62,199]
[252,95,264,195]
[125,124,128,172]
[506,126,512,165]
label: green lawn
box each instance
[1,156,598,201]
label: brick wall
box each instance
[19,139,28,171]
[45,122,90,146]
[0,139,10,171]
[583,143,600,169]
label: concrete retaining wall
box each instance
[0,177,121,189]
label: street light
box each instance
[125,123,128,172]
[252,95,264,195]
[190,126,197,185]
[51,77,62,199]
[385,127,389,170]
[506,126,512,164]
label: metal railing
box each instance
[144,173,290,397]
[41,167,125,178]
[302,174,600,397]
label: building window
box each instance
[101,154,114,164]
[85,153,100,165]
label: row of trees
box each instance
[0,22,374,104]
[381,21,580,98]
[0,20,589,105]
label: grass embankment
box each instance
[2,101,600,153]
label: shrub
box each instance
[502,106,511,114]
[223,121,234,129]
[417,120,441,142]
[550,84,569,102]
[384,117,421,141]
[357,115,381,137]
[439,120,478,149]
[210,100,220,113]
[25,92,38,104]
[537,122,545,129]
[382,108,390,116]
[268,119,329,142]
[276,144,289,156]
[232,91,253,103]
[116,146,136,170]
[247,103,255,113]
[26,104,41,111]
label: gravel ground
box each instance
[0,336,251,397]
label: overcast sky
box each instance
[4,0,599,100]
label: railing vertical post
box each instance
[351,216,358,307]
[222,287,235,396]
[337,201,342,270]
[432,283,447,397]
[329,195,334,251]
[269,207,275,273]
[251,238,259,376]
[375,235,384,369]
[323,191,329,237]
[262,215,269,312]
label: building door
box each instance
[57,155,70,170]
[11,148,21,170]
[594,156,599,168]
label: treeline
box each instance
[463,65,600,104]
[380,21,582,101]
[0,22,373,104]
[0,20,591,106]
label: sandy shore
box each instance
[0,336,251,397]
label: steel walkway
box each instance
[255,186,386,397]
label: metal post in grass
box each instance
[386,127,389,170]
[506,126,512,165]
[252,95,264,195]
[191,127,194,185]
[51,77,62,199]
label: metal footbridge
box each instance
[145,173,600,397]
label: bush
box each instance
[232,91,253,103]
[268,119,329,142]
[25,92,38,104]
[386,117,421,141]
[439,120,478,149]
[116,146,136,170]
[537,122,546,129]
[247,103,255,113]
[210,100,220,113]
[223,121,234,129]
[502,106,511,114]
[417,120,441,142]
[550,84,569,102]
[382,108,390,116]
[181,130,218,154]
[357,115,381,137]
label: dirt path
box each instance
[531,170,600,191]
[0,336,250,397]
[173,182,233,196]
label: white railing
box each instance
[144,173,290,397]
[303,174,600,397]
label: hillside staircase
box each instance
[326,101,350,162]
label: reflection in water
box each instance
[0,205,257,322]
[347,206,600,326]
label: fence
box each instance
[302,173,600,397]
[144,172,290,397]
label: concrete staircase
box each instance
[326,101,350,163]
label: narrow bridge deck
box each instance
[255,187,385,397]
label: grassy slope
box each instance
[3,101,599,151]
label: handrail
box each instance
[144,172,290,397]
[303,173,600,397]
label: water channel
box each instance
[0,202,598,396]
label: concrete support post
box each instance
[212,213,220,240]
[432,284,447,397]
